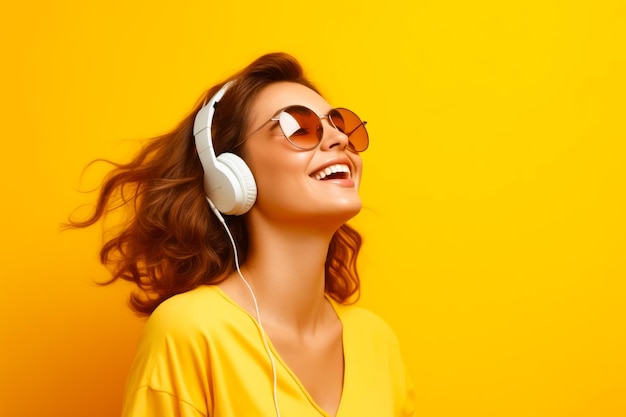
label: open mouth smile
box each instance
[310,164,352,181]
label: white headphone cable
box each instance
[207,197,282,417]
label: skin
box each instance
[218,82,364,416]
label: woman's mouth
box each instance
[310,164,352,181]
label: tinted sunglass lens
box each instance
[333,108,369,152]
[278,106,322,150]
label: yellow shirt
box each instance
[121,285,416,417]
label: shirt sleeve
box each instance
[120,299,213,417]
[122,386,207,417]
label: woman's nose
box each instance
[319,118,350,151]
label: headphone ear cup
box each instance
[211,152,257,215]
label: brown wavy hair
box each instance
[67,52,362,316]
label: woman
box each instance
[70,52,415,416]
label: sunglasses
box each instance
[245,105,369,152]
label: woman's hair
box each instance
[68,52,362,316]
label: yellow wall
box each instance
[2,1,625,416]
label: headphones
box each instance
[193,81,257,216]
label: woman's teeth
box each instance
[312,164,351,181]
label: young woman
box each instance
[71,52,415,417]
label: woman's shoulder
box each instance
[332,301,401,346]
[142,285,245,338]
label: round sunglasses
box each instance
[245,105,369,152]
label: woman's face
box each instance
[242,81,363,227]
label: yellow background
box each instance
[2,1,625,416]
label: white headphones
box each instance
[193,82,257,215]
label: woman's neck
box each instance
[223,223,336,334]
